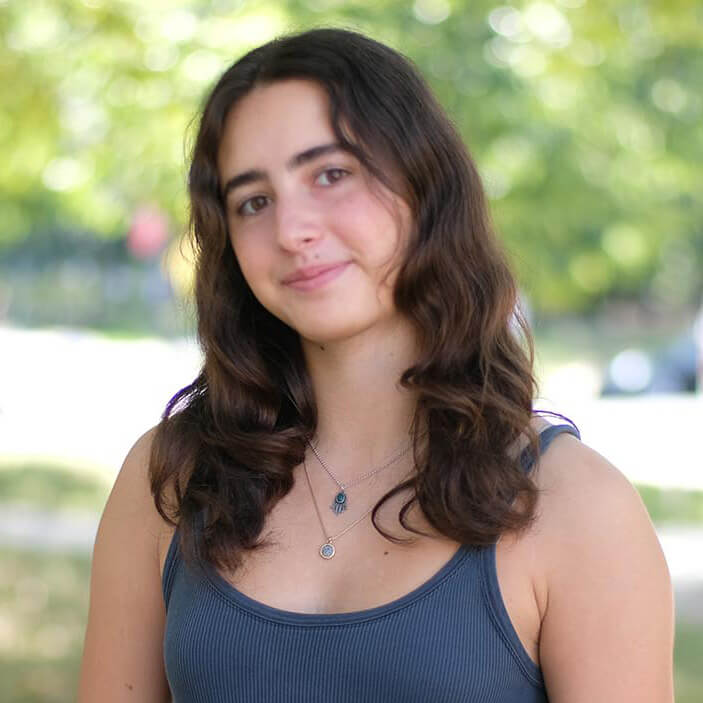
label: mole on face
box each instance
[384,551,389,555]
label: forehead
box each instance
[217,79,335,176]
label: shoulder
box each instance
[528,426,663,579]
[530,427,652,549]
[121,425,158,482]
[527,427,674,701]
[79,427,174,701]
[123,425,180,565]
[103,426,175,554]
[112,426,159,511]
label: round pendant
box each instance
[320,542,335,559]
[331,491,347,514]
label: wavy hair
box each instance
[150,28,559,572]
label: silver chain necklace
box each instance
[307,436,415,516]
[303,457,416,559]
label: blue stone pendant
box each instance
[320,542,336,559]
[331,491,348,514]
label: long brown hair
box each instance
[150,28,561,571]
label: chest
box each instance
[163,557,548,703]
[158,474,544,665]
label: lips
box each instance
[282,262,349,284]
[282,261,351,291]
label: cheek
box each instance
[331,191,403,264]
[231,236,269,293]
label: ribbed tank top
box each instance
[162,423,580,702]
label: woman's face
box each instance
[216,79,412,345]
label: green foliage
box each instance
[1,0,702,314]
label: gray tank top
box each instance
[162,423,580,702]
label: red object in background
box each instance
[127,205,169,259]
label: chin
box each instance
[298,325,365,346]
[294,317,379,346]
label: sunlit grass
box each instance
[674,623,703,703]
[0,464,110,512]
[0,549,89,703]
[636,485,703,525]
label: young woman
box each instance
[79,28,674,702]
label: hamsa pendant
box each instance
[331,491,348,514]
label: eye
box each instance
[315,168,349,186]
[237,195,270,217]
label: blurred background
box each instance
[1,0,701,700]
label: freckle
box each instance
[383,551,389,555]
[319,344,325,351]
[125,683,133,690]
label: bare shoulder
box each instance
[113,427,179,577]
[531,428,647,531]
[113,426,157,499]
[106,427,172,538]
[529,428,663,583]
[79,426,173,703]
[528,429,674,702]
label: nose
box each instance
[274,193,323,252]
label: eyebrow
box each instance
[220,142,346,201]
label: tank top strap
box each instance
[162,508,209,608]
[478,421,581,685]
[519,422,581,473]
[162,527,182,608]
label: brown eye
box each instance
[238,195,270,216]
[316,168,349,186]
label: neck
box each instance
[300,316,424,475]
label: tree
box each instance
[1,0,701,314]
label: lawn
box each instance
[0,463,111,513]
[675,623,703,703]
[0,548,89,703]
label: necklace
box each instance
[302,457,416,559]
[307,436,415,516]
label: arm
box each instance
[535,436,674,702]
[78,429,172,703]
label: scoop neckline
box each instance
[200,543,471,627]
